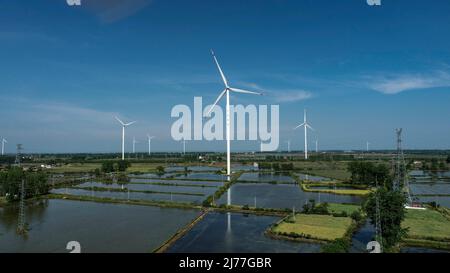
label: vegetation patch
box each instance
[45,193,202,210]
[402,208,450,249]
[70,186,205,196]
[327,203,362,215]
[130,181,217,188]
[301,183,370,196]
[270,214,353,242]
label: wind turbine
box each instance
[294,109,314,160]
[1,138,7,156]
[115,117,136,160]
[315,139,319,153]
[147,135,155,155]
[206,50,262,176]
[286,140,291,153]
[366,141,370,152]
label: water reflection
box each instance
[0,199,199,253]
[167,212,321,253]
[218,183,362,209]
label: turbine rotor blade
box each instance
[115,116,125,126]
[124,121,136,126]
[306,124,314,131]
[205,89,226,117]
[211,50,228,87]
[229,87,262,95]
[293,122,306,130]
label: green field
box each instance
[49,163,101,173]
[327,203,362,215]
[272,214,353,241]
[291,161,352,181]
[402,209,450,241]
[301,184,370,196]
[48,162,166,173]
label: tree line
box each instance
[0,167,49,202]
[347,161,391,187]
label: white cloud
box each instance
[272,90,313,102]
[84,0,152,23]
[367,71,450,94]
[238,82,314,103]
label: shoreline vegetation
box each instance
[153,209,209,253]
[290,172,371,196]
[69,185,206,196]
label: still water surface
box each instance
[217,183,362,209]
[167,212,321,253]
[0,199,199,252]
[238,173,295,183]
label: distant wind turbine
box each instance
[115,117,136,160]
[294,109,314,160]
[366,141,370,152]
[206,50,262,176]
[286,140,291,153]
[315,139,319,153]
[1,138,7,156]
[147,135,155,155]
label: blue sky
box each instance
[1,0,450,153]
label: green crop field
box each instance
[49,163,101,173]
[327,203,362,215]
[273,214,353,241]
[402,209,450,240]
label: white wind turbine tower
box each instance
[294,109,314,160]
[366,141,370,152]
[315,139,319,153]
[1,138,7,156]
[286,140,291,153]
[147,135,155,155]
[206,50,262,176]
[115,117,136,160]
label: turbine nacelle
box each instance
[115,116,136,127]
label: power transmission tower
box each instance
[17,178,27,234]
[393,129,405,191]
[392,129,412,203]
[375,178,383,253]
[15,144,27,234]
[15,144,23,166]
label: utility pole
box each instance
[375,177,383,253]
[15,144,27,234]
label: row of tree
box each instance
[99,161,131,173]
[258,162,294,171]
[421,158,449,171]
[0,167,49,202]
[347,161,391,187]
